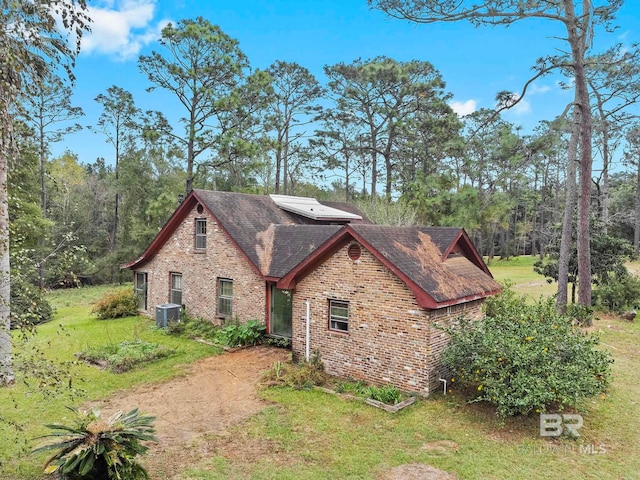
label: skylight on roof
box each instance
[270,194,362,222]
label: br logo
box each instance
[539,414,584,437]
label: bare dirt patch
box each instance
[90,345,290,478]
[377,463,458,480]
[421,440,459,454]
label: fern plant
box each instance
[33,407,157,480]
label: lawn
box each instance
[486,255,557,299]
[0,285,221,479]
[177,316,640,480]
[1,264,639,479]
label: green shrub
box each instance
[367,385,402,405]
[334,379,370,396]
[264,336,292,348]
[166,314,219,341]
[566,303,595,325]
[594,273,640,313]
[442,290,613,417]
[91,289,139,319]
[264,353,328,389]
[33,407,156,480]
[10,276,54,329]
[78,340,174,373]
[217,320,265,347]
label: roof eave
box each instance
[120,190,265,279]
[418,286,503,309]
[120,192,200,270]
[277,227,352,289]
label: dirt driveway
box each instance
[92,345,290,478]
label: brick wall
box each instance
[133,204,266,324]
[425,300,484,394]
[291,241,485,396]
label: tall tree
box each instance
[325,57,450,200]
[138,17,248,195]
[203,70,273,191]
[265,61,323,195]
[17,74,84,288]
[312,110,367,201]
[587,44,640,231]
[92,86,140,252]
[0,0,90,385]
[557,102,580,311]
[623,125,640,254]
[369,0,624,306]
[18,73,84,218]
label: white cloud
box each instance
[618,30,631,42]
[512,97,531,115]
[498,93,531,116]
[81,0,170,61]
[528,84,551,95]
[449,99,477,117]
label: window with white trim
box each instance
[195,218,207,249]
[218,278,233,317]
[170,273,182,305]
[329,299,349,332]
[134,272,147,310]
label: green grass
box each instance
[488,255,640,305]
[176,257,640,480]
[486,255,557,300]
[181,316,640,479]
[0,285,221,479]
[3,266,640,479]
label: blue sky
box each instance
[54,0,639,172]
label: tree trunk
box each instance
[635,159,640,254]
[0,99,14,386]
[565,0,593,310]
[274,145,282,194]
[39,116,47,289]
[344,154,351,202]
[600,112,610,233]
[112,137,119,253]
[185,119,196,195]
[557,103,580,312]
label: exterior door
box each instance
[270,286,292,338]
[134,272,148,310]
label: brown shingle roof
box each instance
[349,225,500,304]
[194,190,365,274]
[194,190,295,270]
[265,225,342,277]
[124,190,499,307]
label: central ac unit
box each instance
[155,303,181,328]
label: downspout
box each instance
[439,378,447,395]
[305,301,310,362]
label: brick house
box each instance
[123,189,501,395]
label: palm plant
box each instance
[33,407,157,480]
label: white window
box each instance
[218,278,233,317]
[170,273,182,305]
[134,272,147,310]
[329,300,349,332]
[195,219,207,249]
